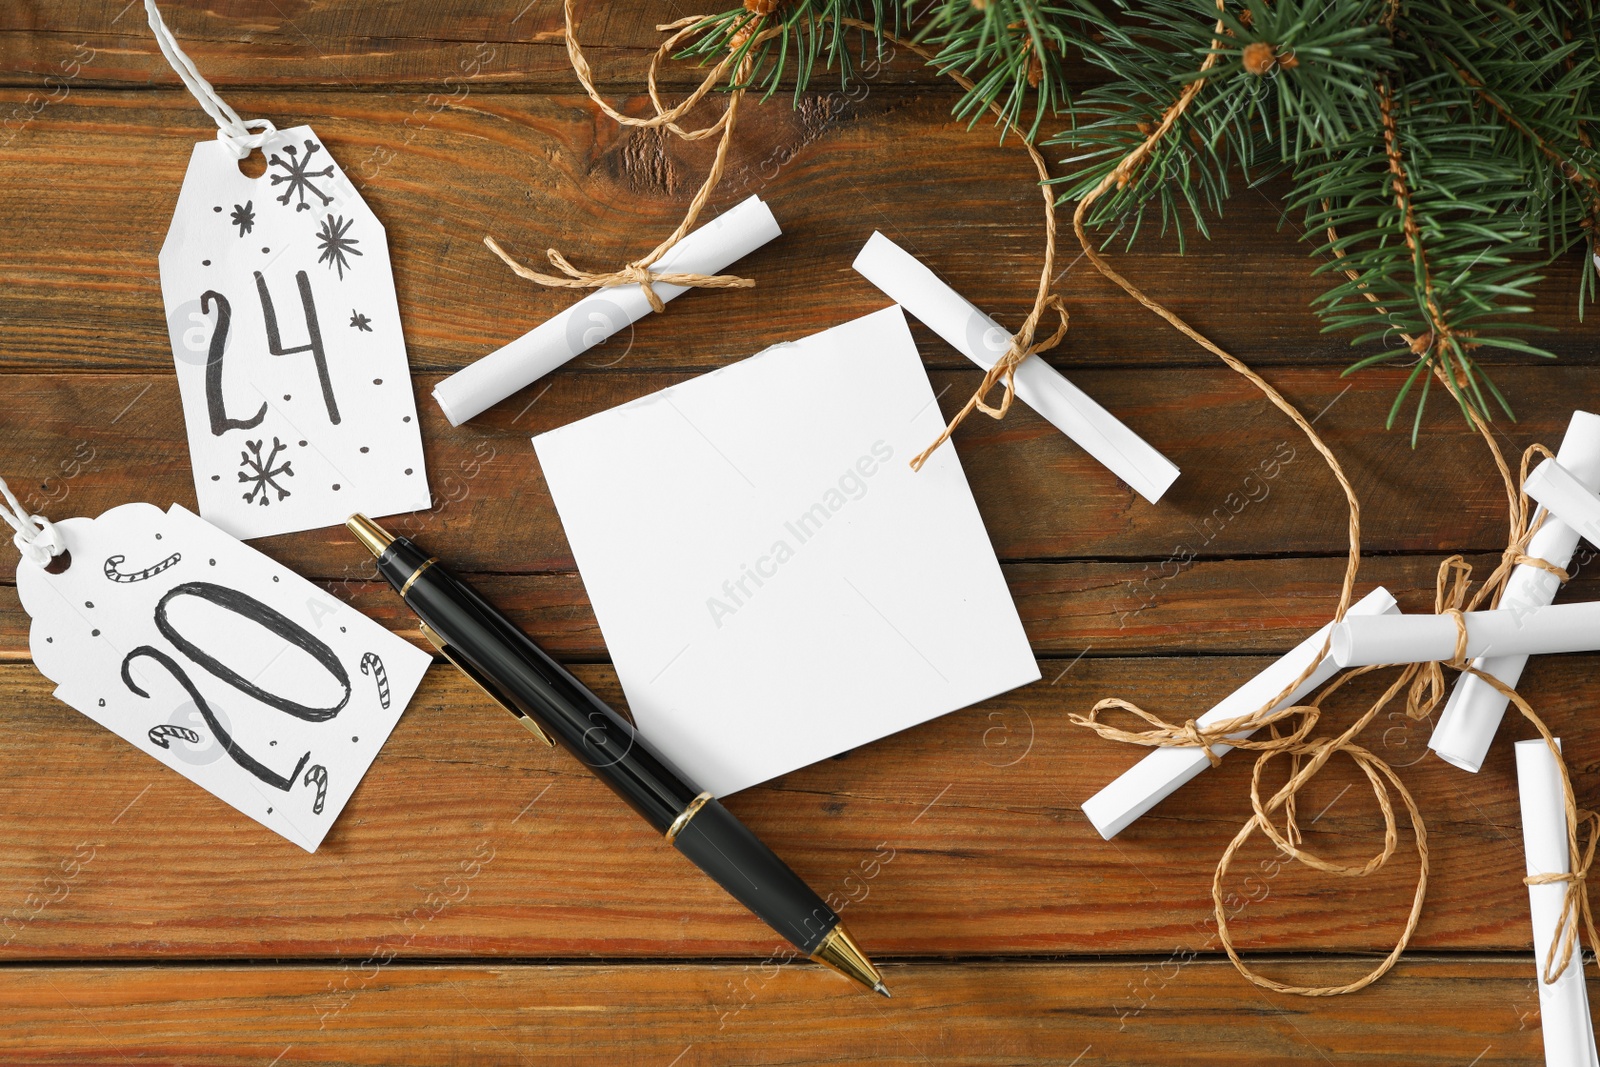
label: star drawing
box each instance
[230,200,255,237]
[239,437,294,505]
[316,214,362,279]
[269,140,335,211]
[349,310,373,332]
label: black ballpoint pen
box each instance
[347,514,889,997]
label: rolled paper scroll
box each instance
[1526,457,1600,547]
[1081,586,1398,840]
[851,231,1180,503]
[1332,602,1600,667]
[1515,738,1600,1067]
[434,195,783,426]
[1432,410,1600,773]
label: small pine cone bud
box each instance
[1239,8,1254,26]
[971,0,987,9]
[744,0,779,13]
[1242,41,1278,75]
[1027,54,1042,87]
[1279,51,1299,70]
[1409,331,1434,356]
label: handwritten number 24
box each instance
[201,269,341,436]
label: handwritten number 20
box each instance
[121,581,352,792]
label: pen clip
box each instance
[419,622,556,748]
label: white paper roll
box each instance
[1332,602,1600,667]
[1081,586,1399,840]
[1527,457,1600,548]
[433,196,783,426]
[1432,410,1600,773]
[851,231,1180,504]
[1515,738,1600,1067]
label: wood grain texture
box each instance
[0,89,1593,376]
[0,655,1593,959]
[0,367,1590,587]
[4,4,1600,1059]
[0,0,966,90]
[0,959,1565,1065]
[6,552,1600,662]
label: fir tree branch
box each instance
[651,0,1597,440]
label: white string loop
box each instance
[0,477,66,567]
[145,0,277,159]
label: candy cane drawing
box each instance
[104,551,182,583]
[148,724,201,749]
[303,764,329,814]
[360,652,390,709]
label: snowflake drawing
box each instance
[230,200,255,237]
[349,310,373,332]
[316,214,362,279]
[238,437,294,506]
[269,140,335,212]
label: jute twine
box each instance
[1066,0,1596,995]
[483,2,786,313]
[538,3,1598,994]
[830,17,1072,473]
[511,4,1068,466]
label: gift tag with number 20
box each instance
[17,503,431,851]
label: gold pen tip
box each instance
[346,513,396,558]
[809,923,885,996]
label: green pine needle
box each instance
[678,0,1599,441]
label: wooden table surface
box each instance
[2,2,1597,1063]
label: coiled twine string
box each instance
[1065,0,1594,995]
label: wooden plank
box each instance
[0,367,1588,582]
[5,552,1600,662]
[0,654,1590,959]
[0,1,970,90]
[0,958,1560,1064]
[0,89,1593,375]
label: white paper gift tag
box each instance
[15,502,431,851]
[158,125,429,540]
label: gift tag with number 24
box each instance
[159,127,430,541]
[148,1,429,540]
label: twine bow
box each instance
[1526,807,1600,984]
[0,476,66,566]
[1070,690,1322,772]
[483,238,754,315]
[487,4,780,314]
[1403,555,1475,719]
[909,294,1070,471]
[1499,442,1570,588]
